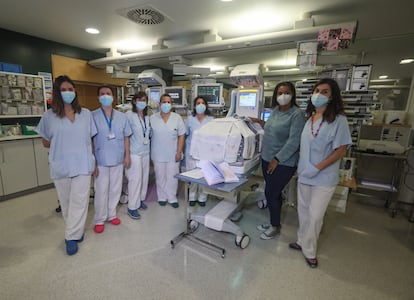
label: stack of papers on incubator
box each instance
[198,160,240,185]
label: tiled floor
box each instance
[0,185,413,300]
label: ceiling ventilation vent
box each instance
[117,5,169,25]
[127,8,164,25]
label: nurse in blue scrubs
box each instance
[185,96,213,206]
[150,94,185,208]
[125,91,152,219]
[36,75,97,256]
[289,78,352,268]
[92,85,132,233]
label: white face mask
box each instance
[277,94,292,106]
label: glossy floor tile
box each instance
[0,186,413,300]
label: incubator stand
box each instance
[171,173,251,258]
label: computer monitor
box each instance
[195,83,224,108]
[164,86,187,108]
[146,87,162,104]
[235,88,262,118]
[261,108,272,122]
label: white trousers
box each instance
[125,154,150,210]
[54,175,91,240]
[153,161,179,203]
[186,156,207,202]
[93,164,123,224]
[297,183,335,259]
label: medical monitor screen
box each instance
[148,88,161,103]
[238,90,257,107]
[196,84,223,106]
[235,88,261,118]
[261,109,272,122]
[164,86,186,107]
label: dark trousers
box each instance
[261,159,296,227]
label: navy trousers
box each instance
[261,159,296,227]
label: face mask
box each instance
[161,103,171,113]
[99,95,113,107]
[136,101,147,111]
[277,94,292,106]
[195,104,206,115]
[311,93,329,108]
[61,91,76,104]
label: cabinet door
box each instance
[0,169,4,196]
[33,138,52,186]
[0,139,37,195]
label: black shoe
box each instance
[189,201,196,206]
[289,242,302,251]
[198,201,206,207]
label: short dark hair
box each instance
[306,78,345,123]
[52,75,81,118]
[271,81,297,108]
[191,96,211,116]
[97,85,114,96]
[131,91,148,116]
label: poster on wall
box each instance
[297,41,318,71]
[317,25,355,52]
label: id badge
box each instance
[107,131,115,140]
[143,138,149,145]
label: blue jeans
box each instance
[261,159,296,227]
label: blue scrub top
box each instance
[150,112,185,162]
[298,114,352,186]
[185,115,213,159]
[36,108,97,180]
[92,108,132,167]
[261,106,305,167]
[126,111,151,156]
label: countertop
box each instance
[0,134,41,142]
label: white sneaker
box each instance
[257,223,271,231]
[260,226,281,240]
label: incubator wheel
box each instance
[257,199,267,209]
[188,220,199,232]
[235,234,250,249]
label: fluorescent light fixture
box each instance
[379,75,388,79]
[400,58,414,64]
[85,28,100,34]
[220,0,233,2]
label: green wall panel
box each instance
[0,28,103,75]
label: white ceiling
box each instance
[1,0,414,83]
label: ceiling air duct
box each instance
[88,21,357,68]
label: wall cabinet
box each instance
[0,139,37,195]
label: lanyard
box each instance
[101,108,113,130]
[311,115,323,137]
[137,112,147,138]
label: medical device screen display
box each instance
[238,91,257,107]
[149,88,161,103]
[196,84,222,106]
[164,86,186,107]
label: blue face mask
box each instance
[61,91,76,104]
[161,103,171,113]
[99,95,113,107]
[195,104,206,115]
[311,93,329,108]
[136,101,147,111]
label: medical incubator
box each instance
[171,64,265,253]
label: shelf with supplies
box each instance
[0,71,46,117]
